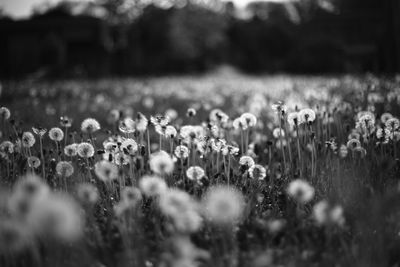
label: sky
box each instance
[0,0,292,18]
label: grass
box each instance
[0,72,400,267]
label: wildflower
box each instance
[0,141,14,154]
[139,175,167,197]
[56,161,74,177]
[354,147,367,158]
[76,183,99,204]
[313,200,345,227]
[165,109,178,120]
[248,164,267,180]
[108,109,120,123]
[339,144,348,158]
[135,112,148,132]
[165,125,177,138]
[175,145,189,159]
[356,112,376,133]
[232,117,245,130]
[287,112,299,126]
[346,139,361,150]
[121,186,142,206]
[27,193,84,242]
[202,185,245,225]
[77,142,94,158]
[186,108,196,117]
[60,116,73,128]
[376,128,390,143]
[210,138,226,152]
[119,118,136,133]
[48,127,64,141]
[186,166,205,181]
[287,179,315,204]
[27,156,41,169]
[0,107,11,120]
[155,124,167,136]
[240,113,257,129]
[95,160,118,183]
[121,138,138,155]
[266,219,286,234]
[32,127,47,137]
[159,188,202,233]
[150,114,169,126]
[150,151,174,175]
[210,109,228,122]
[385,117,400,131]
[298,108,316,124]
[22,132,35,148]
[239,155,255,168]
[272,128,285,138]
[64,143,78,157]
[81,118,100,134]
[8,174,50,218]
[221,145,240,156]
[380,113,393,123]
[114,152,130,166]
[271,101,287,115]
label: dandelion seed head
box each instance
[81,118,100,134]
[298,108,316,124]
[248,164,267,180]
[139,175,167,197]
[56,161,74,177]
[121,186,142,206]
[121,138,138,155]
[202,185,245,225]
[48,127,64,141]
[27,156,41,169]
[150,151,174,175]
[287,179,315,204]
[239,156,255,168]
[95,160,118,182]
[186,166,205,181]
[64,143,78,157]
[77,142,95,158]
[119,118,136,133]
[0,107,11,120]
[76,183,99,204]
[21,132,35,148]
[0,141,14,154]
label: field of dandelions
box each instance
[1,73,400,267]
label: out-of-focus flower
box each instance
[287,179,315,204]
[121,186,142,207]
[49,127,64,142]
[119,118,136,134]
[248,164,267,180]
[81,118,100,134]
[202,185,245,225]
[272,128,285,138]
[76,183,99,204]
[385,117,400,131]
[165,125,177,139]
[139,175,167,197]
[95,160,118,183]
[0,141,14,154]
[22,132,35,148]
[0,107,11,120]
[298,108,316,124]
[150,151,174,175]
[56,161,74,177]
[27,193,84,242]
[165,109,178,120]
[135,112,148,132]
[287,112,299,126]
[380,113,393,123]
[151,114,169,126]
[346,139,361,150]
[60,116,73,128]
[313,200,345,227]
[0,219,33,254]
[108,109,120,123]
[186,108,196,117]
[339,144,348,158]
[271,101,287,115]
[210,109,229,125]
[77,142,94,158]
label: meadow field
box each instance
[1,72,400,267]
